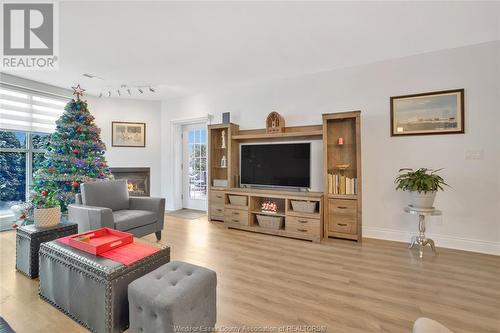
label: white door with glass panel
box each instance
[182,124,208,211]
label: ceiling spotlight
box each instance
[107,91,111,97]
[98,92,103,98]
[138,88,144,94]
[149,87,155,93]
[117,90,121,96]
[127,88,131,95]
[82,73,104,80]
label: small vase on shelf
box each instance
[221,130,227,149]
[221,155,227,168]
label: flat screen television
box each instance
[240,143,310,189]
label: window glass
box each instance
[0,152,26,230]
[0,130,26,148]
[32,132,49,150]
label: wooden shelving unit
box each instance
[323,111,362,241]
[208,114,362,243]
[208,123,239,221]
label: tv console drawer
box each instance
[210,191,225,205]
[224,209,249,226]
[285,216,320,236]
[210,205,225,220]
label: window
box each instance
[188,128,207,199]
[0,84,66,230]
[0,130,50,230]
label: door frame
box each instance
[167,115,212,211]
[181,123,208,210]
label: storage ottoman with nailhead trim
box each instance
[39,240,170,333]
[128,261,217,333]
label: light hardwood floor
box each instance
[1,215,499,333]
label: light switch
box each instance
[465,149,484,160]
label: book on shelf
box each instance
[327,173,358,195]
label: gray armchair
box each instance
[68,179,165,240]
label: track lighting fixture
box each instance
[98,85,155,97]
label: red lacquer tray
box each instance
[68,228,133,255]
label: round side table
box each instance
[404,206,441,258]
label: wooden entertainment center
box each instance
[208,111,361,242]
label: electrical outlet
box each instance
[465,149,484,160]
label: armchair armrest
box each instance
[129,197,166,229]
[68,204,114,233]
[129,197,165,212]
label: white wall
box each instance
[161,41,500,254]
[87,97,162,197]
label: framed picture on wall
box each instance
[390,89,465,136]
[112,121,146,147]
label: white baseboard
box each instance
[363,226,500,256]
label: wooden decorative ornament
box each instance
[266,111,285,134]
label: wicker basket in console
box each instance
[256,214,284,230]
[228,195,247,206]
[290,200,317,214]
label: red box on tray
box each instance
[68,228,133,255]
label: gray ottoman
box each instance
[39,240,170,333]
[128,261,217,333]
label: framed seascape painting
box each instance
[112,122,146,147]
[390,89,464,136]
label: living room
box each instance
[0,1,499,333]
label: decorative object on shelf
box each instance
[291,200,317,214]
[221,130,227,149]
[213,179,228,187]
[266,111,285,134]
[390,89,465,136]
[220,155,227,168]
[405,205,441,258]
[32,87,113,211]
[261,200,278,213]
[112,121,146,147]
[334,163,350,170]
[222,112,230,124]
[256,214,284,230]
[395,168,448,209]
[337,137,344,145]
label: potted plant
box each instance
[31,187,61,228]
[395,168,448,208]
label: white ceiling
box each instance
[6,1,500,100]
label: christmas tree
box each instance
[33,85,112,211]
